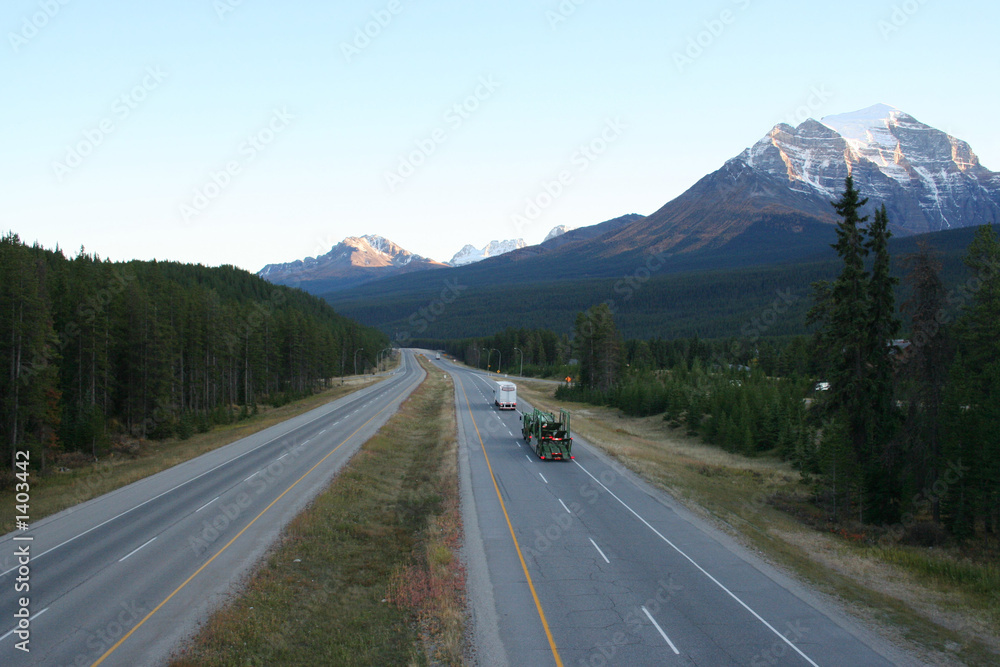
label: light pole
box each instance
[482,348,489,370]
[514,347,523,377]
[354,348,364,376]
[491,348,501,374]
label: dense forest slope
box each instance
[1,234,387,471]
[326,227,979,341]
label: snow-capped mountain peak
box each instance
[258,234,446,292]
[448,239,527,266]
[820,103,904,146]
[544,225,573,242]
[733,104,1000,234]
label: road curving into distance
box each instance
[443,357,910,667]
[0,351,424,667]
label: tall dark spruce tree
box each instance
[573,304,622,393]
[899,242,950,523]
[809,178,899,521]
[866,204,901,519]
[942,224,1000,536]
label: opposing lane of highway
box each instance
[1,351,424,667]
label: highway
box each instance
[444,358,907,667]
[0,350,424,667]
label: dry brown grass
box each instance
[517,380,999,666]
[171,358,465,666]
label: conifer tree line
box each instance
[426,327,572,377]
[1,234,388,473]
[555,178,1000,538]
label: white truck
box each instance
[493,381,517,410]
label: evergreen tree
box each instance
[809,180,901,520]
[900,242,950,522]
[809,177,871,516]
[943,224,1000,535]
[866,204,902,520]
[573,304,622,392]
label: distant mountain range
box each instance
[261,104,1000,339]
[449,239,529,267]
[258,235,446,294]
[260,228,570,292]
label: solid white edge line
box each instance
[559,499,572,514]
[195,497,219,513]
[642,606,680,655]
[589,537,611,564]
[574,461,820,667]
[119,537,157,563]
[0,379,400,576]
[539,473,548,484]
[0,607,49,642]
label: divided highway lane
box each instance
[0,351,424,667]
[443,359,906,666]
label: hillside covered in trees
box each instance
[554,182,1000,540]
[1,234,388,474]
[326,226,979,342]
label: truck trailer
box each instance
[521,408,573,460]
[493,381,517,410]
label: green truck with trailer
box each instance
[521,408,573,461]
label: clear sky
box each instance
[3,0,998,271]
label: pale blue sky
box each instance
[3,0,998,271]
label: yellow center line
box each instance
[91,396,403,666]
[459,377,564,667]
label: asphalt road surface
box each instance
[445,359,910,667]
[0,350,424,667]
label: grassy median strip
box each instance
[171,358,465,666]
[0,377,384,535]
[517,380,998,666]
